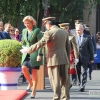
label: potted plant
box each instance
[0,39,22,90]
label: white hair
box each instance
[75,24,84,30]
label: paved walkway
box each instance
[18,70,100,100]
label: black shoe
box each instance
[89,76,91,80]
[79,87,85,92]
[31,96,35,99]
[69,84,72,89]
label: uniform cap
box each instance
[75,20,83,24]
[42,17,56,25]
[58,23,70,28]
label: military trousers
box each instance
[48,64,70,100]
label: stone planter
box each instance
[0,67,21,90]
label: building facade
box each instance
[83,4,100,34]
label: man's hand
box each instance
[20,47,28,54]
[74,58,79,65]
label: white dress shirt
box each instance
[77,33,83,46]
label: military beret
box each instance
[42,17,56,25]
[58,23,70,28]
[75,20,83,24]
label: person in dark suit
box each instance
[0,32,4,39]
[75,24,94,92]
[2,23,11,39]
[19,33,22,42]
[0,21,8,40]
[74,21,96,80]
[84,24,97,80]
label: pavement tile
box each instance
[18,70,100,100]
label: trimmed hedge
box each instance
[0,40,22,67]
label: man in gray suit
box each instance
[20,17,70,100]
[75,24,94,92]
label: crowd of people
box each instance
[0,15,100,100]
[0,21,21,41]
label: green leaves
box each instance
[0,0,41,26]
[0,0,100,27]
[50,0,87,23]
[0,40,22,67]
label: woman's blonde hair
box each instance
[23,15,37,26]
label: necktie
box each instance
[78,36,81,46]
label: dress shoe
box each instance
[69,84,72,89]
[31,91,36,99]
[26,88,31,92]
[89,76,91,80]
[26,84,32,92]
[79,87,85,92]
[31,96,35,99]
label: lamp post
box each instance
[42,0,50,78]
[35,0,49,90]
[42,0,49,65]
[44,0,48,18]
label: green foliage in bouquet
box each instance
[0,40,22,67]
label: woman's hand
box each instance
[37,55,41,61]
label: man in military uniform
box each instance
[20,17,70,100]
[59,23,79,88]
